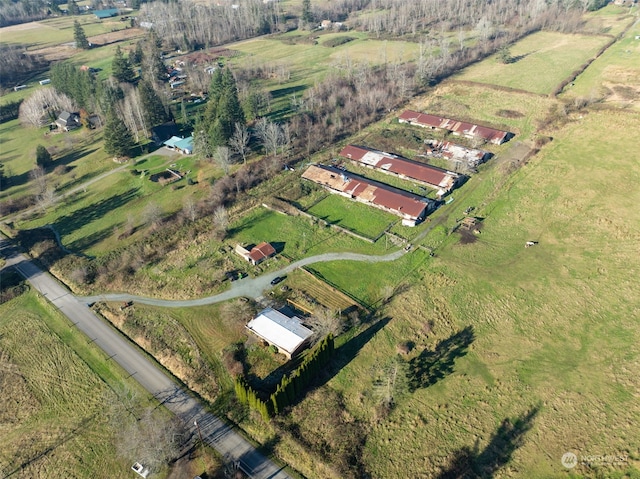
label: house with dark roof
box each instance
[55,111,80,131]
[302,164,435,226]
[246,308,313,359]
[339,145,461,197]
[398,110,513,145]
[235,242,277,265]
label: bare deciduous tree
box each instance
[213,205,229,231]
[229,122,250,164]
[306,307,344,345]
[19,88,76,127]
[143,202,163,229]
[214,146,231,175]
[182,197,198,222]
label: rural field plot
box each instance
[306,193,396,240]
[563,19,640,110]
[581,4,636,36]
[289,268,361,313]
[227,32,419,117]
[327,109,640,478]
[0,292,131,478]
[411,82,559,140]
[455,31,610,95]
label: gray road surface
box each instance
[0,236,291,479]
[78,248,409,307]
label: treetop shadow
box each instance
[408,325,475,392]
[437,405,540,479]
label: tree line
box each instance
[234,334,335,421]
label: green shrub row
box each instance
[234,334,335,420]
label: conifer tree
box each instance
[139,80,169,127]
[36,145,52,168]
[104,107,134,157]
[73,20,90,49]
[112,46,136,83]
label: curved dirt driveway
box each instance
[78,248,409,307]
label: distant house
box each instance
[398,110,513,145]
[94,8,119,19]
[163,135,193,154]
[235,242,276,265]
[246,308,313,359]
[302,164,435,226]
[339,145,462,197]
[55,111,80,131]
[151,121,180,145]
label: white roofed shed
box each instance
[246,308,313,359]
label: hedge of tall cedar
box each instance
[234,334,335,421]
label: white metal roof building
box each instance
[246,308,313,359]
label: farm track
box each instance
[78,248,409,306]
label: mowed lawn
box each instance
[0,292,133,478]
[306,193,396,239]
[322,109,640,478]
[455,31,610,95]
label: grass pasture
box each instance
[455,31,610,95]
[318,108,640,477]
[563,17,640,110]
[0,291,135,478]
[306,193,396,239]
[227,32,420,118]
[412,82,560,140]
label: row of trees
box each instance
[138,0,280,51]
[234,334,335,421]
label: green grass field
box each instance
[307,108,640,478]
[0,291,142,478]
[306,193,396,239]
[562,16,640,109]
[227,32,420,118]
[455,31,610,95]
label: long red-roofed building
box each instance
[302,164,436,226]
[398,110,513,145]
[339,145,461,197]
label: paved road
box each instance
[78,248,409,307]
[0,236,291,479]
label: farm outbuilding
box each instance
[246,308,313,359]
[302,164,435,226]
[399,110,513,145]
[339,145,461,197]
[235,242,276,265]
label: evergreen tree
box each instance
[139,80,169,127]
[131,41,144,66]
[36,145,52,168]
[73,20,90,49]
[301,0,313,24]
[112,46,136,83]
[104,107,134,157]
[68,0,80,15]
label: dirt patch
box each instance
[458,220,483,244]
[29,44,76,61]
[496,109,524,119]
